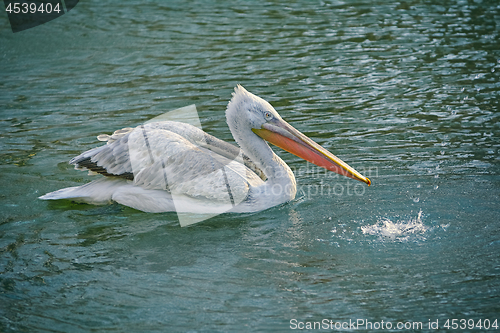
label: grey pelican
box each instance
[40,85,370,214]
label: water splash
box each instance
[361,210,428,242]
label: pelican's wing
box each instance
[144,121,266,180]
[70,121,264,203]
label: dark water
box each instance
[1,0,499,332]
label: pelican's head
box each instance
[226,85,371,185]
[226,85,282,130]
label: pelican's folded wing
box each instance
[143,121,266,180]
[70,121,264,203]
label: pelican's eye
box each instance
[264,111,273,120]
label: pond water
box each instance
[1,0,499,331]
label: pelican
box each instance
[40,85,370,214]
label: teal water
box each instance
[1,0,499,331]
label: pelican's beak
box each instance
[252,118,371,185]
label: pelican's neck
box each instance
[230,123,296,192]
[225,85,297,205]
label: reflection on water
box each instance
[0,0,499,331]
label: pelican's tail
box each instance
[39,178,129,205]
